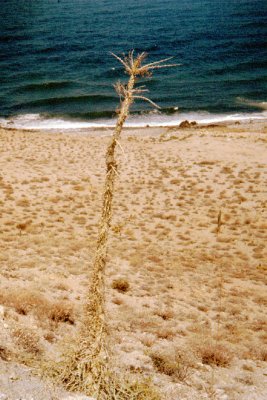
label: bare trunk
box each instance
[83,74,135,351]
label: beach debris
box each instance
[217,210,222,234]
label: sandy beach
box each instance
[0,120,266,399]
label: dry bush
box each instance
[0,288,45,315]
[0,288,74,324]
[243,345,267,361]
[156,326,176,340]
[48,301,75,324]
[12,325,42,355]
[53,282,69,291]
[16,198,30,207]
[112,278,130,293]
[43,331,56,343]
[16,221,32,234]
[242,363,254,372]
[154,308,174,321]
[260,349,267,362]
[221,166,233,174]
[147,255,163,264]
[138,333,156,348]
[250,319,266,332]
[150,349,193,382]
[198,343,233,367]
[197,161,217,166]
[0,345,12,361]
[123,379,161,400]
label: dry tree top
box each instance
[111,50,178,76]
[111,50,179,109]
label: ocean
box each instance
[0,0,266,129]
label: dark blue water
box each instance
[0,0,266,128]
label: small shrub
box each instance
[12,326,42,355]
[243,345,267,361]
[150,349,192,382]
[156,327,176,340]
[48,302,75,324]
[155,309,174,320]
[44,331,56,343]
[0,346,11,361]
[260,348,267,362]
[124,378,161,399]
[16,198,30,207]
[0,289,45,315]
[0,288,74,324]
[199,343,232,367]
[112,279,130,293]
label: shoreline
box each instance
[0,109,266,133]
[0,118,266,138]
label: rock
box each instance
[0,394,8,400]
[179,120,191,128]
[179,120,197,128]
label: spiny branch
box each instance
[110,51,180,76]
[111,51,179,109]
[132,95,160,109]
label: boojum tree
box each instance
[60,51,178,398]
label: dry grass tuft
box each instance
[12,325,43,355]
[0,345,12,361]
[0,288,44,315]
[112,278,130,293]
[150,349,193,382]
[198,343,233,367]
[0,288,74,324]
[48,301,75,324]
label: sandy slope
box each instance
[0,121,266,399]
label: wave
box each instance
[0,33,30,42]
[0,110,266,131]
[16,94,117,108]
[16,81,73,91]
[236,97,267,110]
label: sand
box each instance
[0,120,266,399]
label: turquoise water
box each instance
[0,0,266,129]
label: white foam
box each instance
[236,97,267,110]
[0,114,105,130]
[0,110,266,131]
[125,110,267,127]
